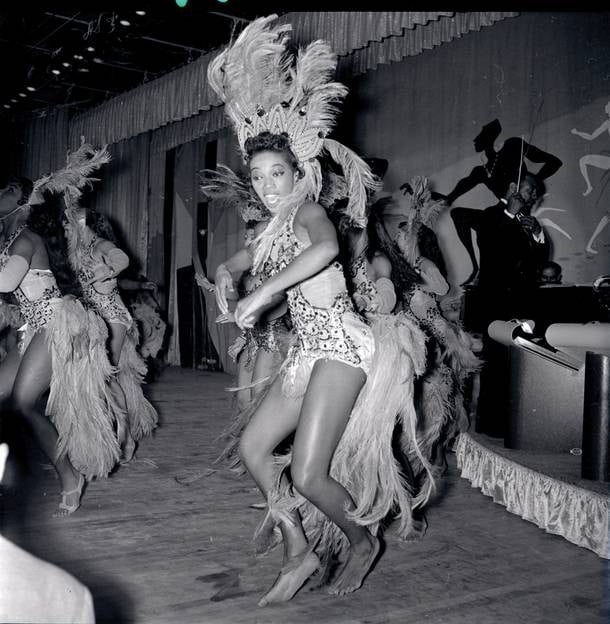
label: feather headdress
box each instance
[27,139,111,208]
[199,164,270,224]
[207,14,379,269]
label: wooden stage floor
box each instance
[1,367,608,624]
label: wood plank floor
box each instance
[1,367,607,624]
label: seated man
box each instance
[538,260,563,287]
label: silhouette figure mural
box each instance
[571,100,610,255]
[443,119,563,286]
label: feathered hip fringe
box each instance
[260,313,429,576]
[117,324,158,440]
[45,296,121,480]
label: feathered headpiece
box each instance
[207,14,379,269]
[199,164,270,224]
[27,139,111,208]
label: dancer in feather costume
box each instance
[199,166,294,473]
[0,160,121,516]
[205,14,419,606]
[63,196,158,462]
[373,177,482,490]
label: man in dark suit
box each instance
[476,172,549,325]
[473,173,549,437]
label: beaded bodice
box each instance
[261,206,362,367]
[1,226,61,329]
[349,255,379,314]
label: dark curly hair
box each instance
[0,176,33,205]
[244,131,300,172]
[27,192,83,298]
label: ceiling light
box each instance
[51,69,61,75]
[78,67,90,73]
[62,62,71,67]
[3,104,10,109]
[135,10,146,16]
[26,86,36,92]
[93,57,103,64]
[18,92,27,98]
[175,0,188,7]
[119,19,131,26]
[217,0,229,3]
[73,54,84,60]
[10,98,17,103]
[86,46,95,52]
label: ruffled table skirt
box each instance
[456,432,609,559]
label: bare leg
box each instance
[11,332,82,515]
[235,350,253,411]
[289,360,379,597]
[107,322,134,461]
[579,154,610,197]
[239,376,307,558]
[251,349,276,402]
[450,207,483,286]
[586,214,610,254]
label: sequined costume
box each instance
[66,222,158,443]
[0,226,120,479]
[264,206,374,398]
[77,235,132,328]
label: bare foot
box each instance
[257,551,320,607]
[328,533,381,596]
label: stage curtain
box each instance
[18,109,70,181]
[88,132,152,276]
[67,12,516,148]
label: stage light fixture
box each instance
[10,98,18,103]
[62,61,71,67]
[78,67,90,73]
[135,10,146,16]
[51,68,61,75]
[119,19,131,26]
[74,54,84,60]
[217,0,229,3]
[86,46,95,52]
[26,86,36,92]
[175,0,188,7]
[3,104,10,109]
[93,57,103,64]
[18,92,27,98]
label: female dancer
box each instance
[374,177,482,467]
[63,203,158,462]
[0,176,119,516]
[207,15,416,605]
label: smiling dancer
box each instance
[204,14,434,606]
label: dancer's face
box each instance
[0,182,23,214]
[249,150,298,214]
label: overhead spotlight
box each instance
[10,98,18,103]
[18,92,27,98]
[119,19,131,26]
[217,0,229,3]
[93,57,103,64]
[73,54,84,60]
[86,46,95,52]
[26,86,36,92]
[3,104,10,109]
[175,0,188,7]
[135,10,146,16]
[51,68,61,75]
[62,61,71,67]
[78,67,90,73]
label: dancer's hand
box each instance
[518,215,542,237]
[234,288,273,329]
[195,272,215,293]
[214,265,234,314]
[215,312,235,324]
